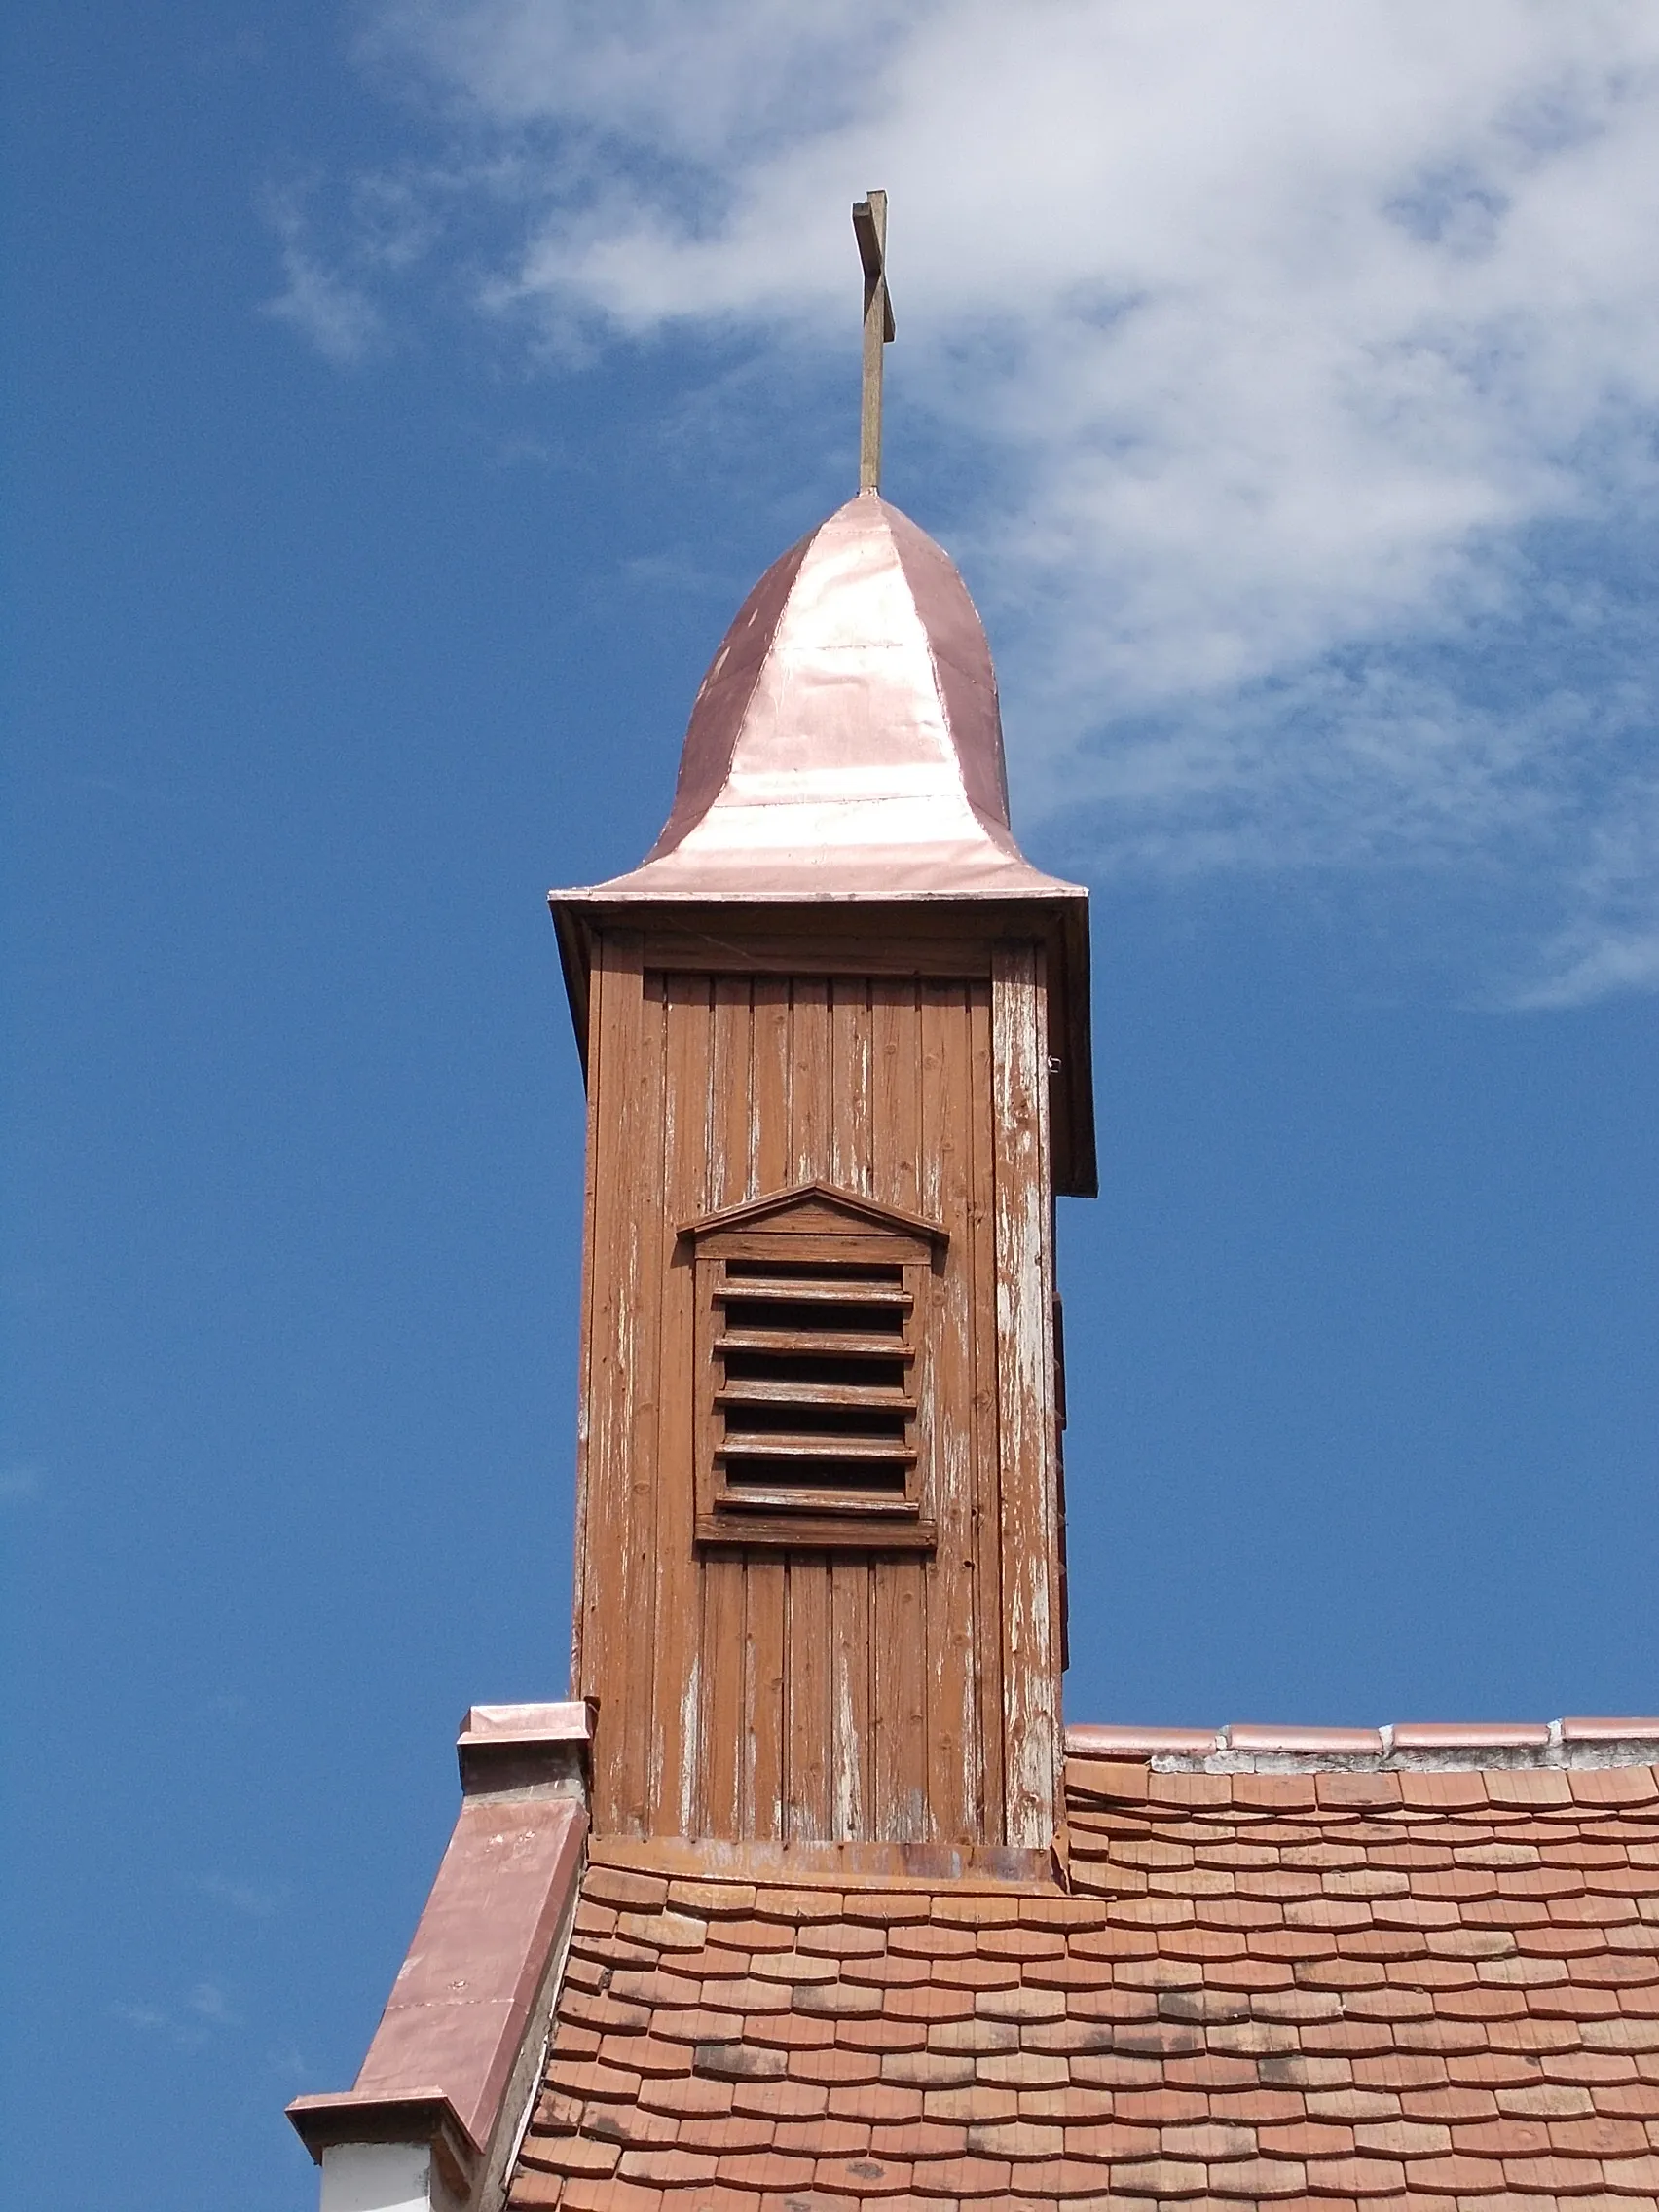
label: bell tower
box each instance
[549,490,1095,1875]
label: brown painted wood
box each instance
[682,1178,944,1247]
[587,1832,1059,1891]
[577,932,647,1833]
[696,976,753,1840]
[716,1325,913,1355]
[875,1559,929,1841]
[968,977,1007,1844]
[649,970,709,1838]
[922,977,981,1845]
[642,926,993,979]
[992,941,1060,1850]
[830,975,873,1198]
[868,977,929,1841]
[790,975,830,1183]
[786,1557,831,1842]
[571,924,1066,1860]
[829,1555,871,1840]
[616,964,669,1835]
[566,934,606,1701]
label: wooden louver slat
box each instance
[714,1276,912,1309]
[718,1379,915,1412]
[712,1252,917,1511]
[715,1328,913,1358]
[719,1434,919,1463]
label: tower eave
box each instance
[547,882,1097,1200]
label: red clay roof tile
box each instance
[506,1760,1659,2209]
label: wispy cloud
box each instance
[318,1,1659,1002]
[108,1980,240,2044]
[261,194,386,366]
[198,1870,286,1918]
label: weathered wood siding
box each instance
[572,934,1061,1850]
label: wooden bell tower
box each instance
[548,200,1094,1875]
[549,498,1095,1876]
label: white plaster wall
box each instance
[318,2142,461,2212]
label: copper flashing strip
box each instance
[1391,1718,1551,1752]
[287,1707,591,2203]
[1229,1722,1384,1757]
[1066,1723,1222,1759]
[287,2090,478,2196]
[455,1697,595,1795]
[1064,1715,1659,1774]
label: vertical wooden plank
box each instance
[784,1563,830,1842]
[991,943,1060,1850]
[870,977,921,1215]
[650,972,711,1839]
[575,934,633,1825]
[697,976,752,1838]
[869,978,928,1841]
[567,938,607,1700]
[577,932,658,1835]
[752,975,793,1197]
[616,965,669,1836]
[921,978,982,1844]
[829,976,874,1838]
[790,975,830,1183]
[742,977,792,1842]
[828,1560,870,1841]
[875,1562,928,1843]
[968,977,1006,1842]
[830,976,873,1198]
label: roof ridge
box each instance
[1065,1716,1659,1774]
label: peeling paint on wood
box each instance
[573,932,1063,1858]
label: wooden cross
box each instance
[853,190,895,494]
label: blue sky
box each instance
[4,5,1656,2207]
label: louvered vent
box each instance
[713,1258,915,1507]
[685,1186,941,1549]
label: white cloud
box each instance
[261,197,386,366]
[199,1870,285,1917]
[109,1981,240,2042]
[350,0,1659,1000]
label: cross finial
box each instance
[853,191,895,494]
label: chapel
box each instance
[289,197,1659,2212]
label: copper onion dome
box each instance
[573,494,1079,902]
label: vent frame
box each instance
[681,1184,944,1551]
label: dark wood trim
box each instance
[587,1833,1064,1891]
[679,1176,947,1249]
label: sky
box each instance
[3,4,1656,2207]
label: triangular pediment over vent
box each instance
[678,1178,947,1252]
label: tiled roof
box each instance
[508,1751,1659,2210]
